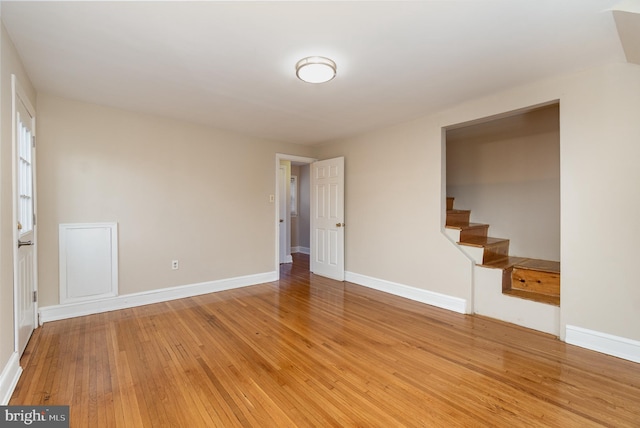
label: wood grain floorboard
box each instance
[10,253,640,427]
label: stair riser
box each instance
[482,242,510,264]
[460,226,489,240]
[502,267,514,292]
[446,197,454,211]
[511,268,560,296]
[446,212,470,226]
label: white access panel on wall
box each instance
[59,223,118,304]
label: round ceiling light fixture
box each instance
[295,56,337,84]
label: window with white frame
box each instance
[17,112,33,235]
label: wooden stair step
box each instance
[514,259,560,274]
[446,197,454,210]
[458,236,508,248]
[458,236,509,264]
[446,222,489,240]
[445,222,487,231]
[503,288,560,306]
[446,209,471,226]
[511,258,560,297]
[480,256,528,270]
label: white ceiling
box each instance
[1,1,634,145]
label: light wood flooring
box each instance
[11,254,640,427]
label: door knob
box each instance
[18,240,33,248]
[336,223,345,227]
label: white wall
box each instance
[36,94,314,307]
[446,104,560,261]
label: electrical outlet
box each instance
[171,260,179,270]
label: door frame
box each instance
[274,154,316,278]
[12,74,38,353]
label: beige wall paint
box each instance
[558,62,640,340]
[37,94,313,307]
[0,23,37,378]
[446,104,560,261]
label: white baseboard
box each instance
[345,271,467,314]
[292,246,310,255]
[39,271,278,323]
[0,352,22,405]
[565,325,640,363]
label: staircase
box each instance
[446,197,560,306]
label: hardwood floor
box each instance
[11,253,640,427]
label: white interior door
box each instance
[310,157,345,280]
[13,75,37,355]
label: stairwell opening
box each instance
[444,102,561,334]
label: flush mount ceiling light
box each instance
[295,56,337,84]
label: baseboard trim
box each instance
[39,271,278,323]
[0,352,22,405]
[565,325,640,363]
[292,246,310,255]
[345,271,467,314]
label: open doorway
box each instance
[446,102,560,262]
[290,163,311,256]
[275,154,346,281]
[444,102,561,335]
[275,154,315,275]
